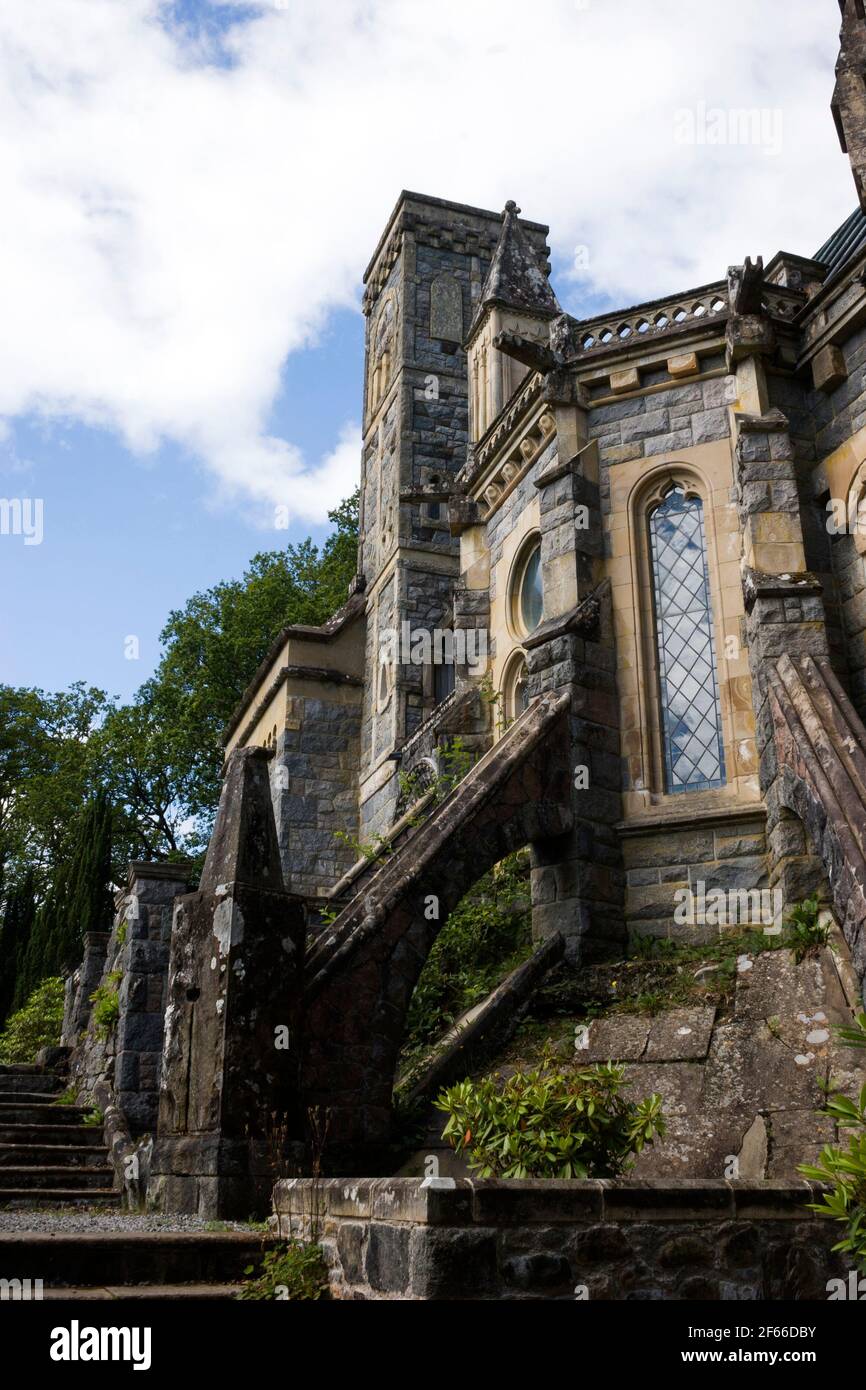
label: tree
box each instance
[16,793,113,1001]
[0,869,37,1026]
[0,683,110,896]
[0,492,360,993]
[139,489,359,833]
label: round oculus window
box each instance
[515,541,543,634]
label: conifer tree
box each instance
[0,869,37,1025]
[15,794,113,1003]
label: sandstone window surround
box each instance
[507,531,544,641]
[624,461,742,808]
[367,291,396,417]
[844,457,866,561]
[376,650,393,714]
[501,647,530,724]
[648,485,726,794]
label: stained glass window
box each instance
[649,487,726,794]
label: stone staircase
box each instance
[768,652,866,981]
[0,1231,269,1299]
[304,690,572,995]
[0,1064,118,1207]
[301,690,574,1150]
[0,1065,270,1297]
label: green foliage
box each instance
[0,977,65,1063]
[0,684,111,890]
[144,489,359,842]
[799,1013,866,1271]
[82,1106,104,1128]
[54,1086,78,1106]
[0,869,36,1026]
[90,971,123,1040]
[0,493,359,1006]
[236,1242,330,1300]
[16,793,113,1002]
[334,828,391,864]
[629,933,678,961]
[403,851,531,1060]
[436,1049,665,1179]
[837,1011,866,1051]
[398,737,475,821]
[783,898,828,961]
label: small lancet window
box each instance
[648,486,726,794]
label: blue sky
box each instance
[0,0,853,704]
[0,305,363,701]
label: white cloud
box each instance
[0,0,851,521]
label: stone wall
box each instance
[588,370,731,481]
[61,930,109,1048]
[273,1176,846,1301]
[622,812,768,943]
[812,323,866,462]
[273,681,363,898]
[67,862,191,1134]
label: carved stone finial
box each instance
[728,256,765,316]
[504,200,521,216]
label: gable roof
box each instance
[815,206,866,282]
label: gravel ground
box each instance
[0,1207,262,1233]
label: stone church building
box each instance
[58,1,866,1217]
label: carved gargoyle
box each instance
[492,330,558,374]
[728,256,765,316]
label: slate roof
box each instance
[815,206,866,282]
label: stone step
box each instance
[41,1283,243,1300]
[0,1166,114,1191]
[0,1232,270,1285]
[0,1076,62,1096]
[0,1064,45,1075]
[0,1124,105,1147]
[0,1189,121,1207]
[0,1104,92,1125]
[0,1144,109,1168]
[0,1092,70,1109]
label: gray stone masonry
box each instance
[68,862,192,1136]
[273,1176,847,1301]
[273,688,362,898]
[622,814,768,943]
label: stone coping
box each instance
[273,1177,828,1227]
[127,861,194,886]
[616,801,767,835]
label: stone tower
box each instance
[357,192,551,835]
[832,0,866,210]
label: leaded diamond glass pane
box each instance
[649,487,726,794]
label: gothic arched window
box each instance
[502,650,530,724]
[649,486,726,794]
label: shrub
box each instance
[800,1012,866,1271]
[435,1050,665,1179]
[784,898,828,961]
[404,851,531,1056]
[236,1242,330,1300]
[90,970,122,1040]
[398,736,475,818]
[0,977,65,1063]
